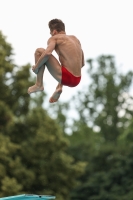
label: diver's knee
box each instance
[34,48,45,56]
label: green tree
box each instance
[71,142,133,200]
[0,134,23,196]
[47,102,70,134]
[0,31,39,197]
[0,31,36,117]
[17,107,85,200]
[0,31,14,104]
[67,55,133,199]
[73,55,133,142]
[0,31,85,200]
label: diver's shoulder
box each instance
[68,35,78,39]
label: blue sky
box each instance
[0,0,133,102]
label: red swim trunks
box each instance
[61,66,81,87]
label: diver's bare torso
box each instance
[51,34,83,76]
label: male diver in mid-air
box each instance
[28,18,85,103]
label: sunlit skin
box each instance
[28,21,84,103]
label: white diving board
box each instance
[0,194,55,200]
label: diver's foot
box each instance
[49,88,62,103]
[28,84,44,94]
